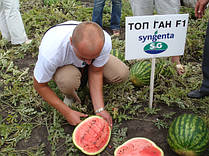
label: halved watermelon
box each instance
[114,137,164,156]
[72,116,111,155]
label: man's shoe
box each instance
[63,96,74,107]
[24,39,32,44]
[112,29,120,36]
[187,90,209,98]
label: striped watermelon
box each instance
[130,60,152,87]
[156,58,174,77]
[110,49,125,62]
[130,59,174,87]
[167,114,209,156]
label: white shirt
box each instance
[34,21,112,83]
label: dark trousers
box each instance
[200,21,209,93]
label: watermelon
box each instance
[130,59,174,87]
[167,114,209,156]
[130,60,152,87]
[156,58,174,77]
[110,49,125,62]
[72,116,111,155]
[114,137,164,156]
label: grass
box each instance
[0,0,209,155]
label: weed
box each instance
[111,124,128,148]
[153,118,168,129]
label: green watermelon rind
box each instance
[130,61,152,87]
[110,49,125,62]
[156,58,174,77]
[72,115,111,155]
[130,59,174,87]
[167,114,209,156]
[114,137,164,156]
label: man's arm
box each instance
[33,77,87,125]
[88,65,113,127]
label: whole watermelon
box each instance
[110,49,125,62]
[130,59,174,87]
[130,60,154,87]
[156,58,174,77]
[167,114,209,156]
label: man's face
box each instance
[70,37,101,65]
[72,46,94,65]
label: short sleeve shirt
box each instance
[34,21,112,83]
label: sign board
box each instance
[125,14,189,60]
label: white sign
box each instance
[125,14,189,60]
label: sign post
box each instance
[149,58,155,109]
[125,14,189,108]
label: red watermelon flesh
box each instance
[73,116,111,155]
[114,137,164,156]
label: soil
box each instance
[12,0,209,155]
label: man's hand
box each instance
[65,110,88,126]
[195,0,209,18]
[96,110,113,128]
[33,77,88,126]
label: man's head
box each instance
[70,21,105,65]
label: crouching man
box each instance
[33,21,129,128]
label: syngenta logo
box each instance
[139,31,173,54]
[139,31,174,43]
